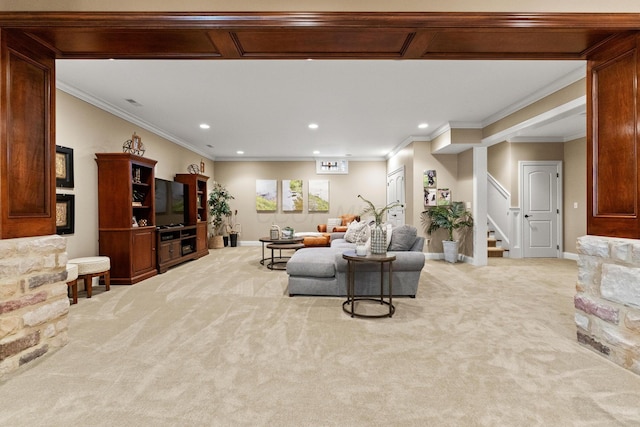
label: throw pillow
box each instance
[388,225,418,251]
[344,221,368,243]
[327,218,342,228]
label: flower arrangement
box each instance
[357,194,403,226]
[358,194,404,254]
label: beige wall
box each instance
[4,1,640,12]
[483,79,586,139]
[56,90,214,259]
[509,142,565,205]
[488,141,511,192]
[488,141,565,205]
[213,160,387,241]
[401,140,465,251]
[563,137,587,253]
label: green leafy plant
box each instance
[422,202,473,241]
[358,194,403,226]
[208,182,234,236]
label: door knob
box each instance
[524,214,532,218]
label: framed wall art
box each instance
[55,145,74,188]
[437,188,452,206]
[256,179,277,212]
[308,180,329,212]
[56,193,75,235]
[282,179,303,212]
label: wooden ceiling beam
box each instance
[0,12,638,60]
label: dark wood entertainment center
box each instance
[156,225,198,273]
[96,153,209,284]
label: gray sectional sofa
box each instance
[286,225,425,297]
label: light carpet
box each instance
[1,247,640,426]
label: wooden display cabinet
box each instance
[95,153,158,284]
[175,173,209,258]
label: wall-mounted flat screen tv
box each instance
[155,178,187,227]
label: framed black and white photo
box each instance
[56,193,75,235]
[55,145,74,188]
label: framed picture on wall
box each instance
[425,188,437,206]
[56,193,75,235]
[55,145,74,188]
[282,179,303,212]
[437,188,451,206]
[308,180,329,212]
[256,179,277,212]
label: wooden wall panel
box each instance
[588,34,640,238]
[1,30,55,238]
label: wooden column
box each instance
[0,29,56,238]
[587,32,640,238]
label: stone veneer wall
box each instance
[0,235,69,378]
[576,235,640,375]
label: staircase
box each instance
[487,230,507,258]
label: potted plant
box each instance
[358,194,403,254]
[226,209,240,247]
[422,202,473,263]
[208,182,234,249]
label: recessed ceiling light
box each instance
[200,123,210,129]
[308,123,319,130]
[418,123,429,129]
[237,150,244,155]
[313,150,320,155]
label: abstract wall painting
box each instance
[282,179,303,212]
[256,179,277,212]
[308,180,329,212]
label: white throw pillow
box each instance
[344,221,368,243]
[327,218,342,228]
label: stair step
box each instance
[488,247,505,258]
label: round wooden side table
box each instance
[342,250,396,318]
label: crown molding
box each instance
[56,79,215,160]
[482,64,586,128]
[482,96,586,146]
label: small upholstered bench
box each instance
[66,263,79,304]
[68,256,111,298]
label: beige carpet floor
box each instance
[1,247,640,426]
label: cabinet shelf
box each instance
[96,153,158,285]
[174,173,209,258]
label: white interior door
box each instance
[387,167,405,227]
[521,161,562,258]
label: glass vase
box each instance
[370,224,387,254]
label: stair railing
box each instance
[487,173,510,251]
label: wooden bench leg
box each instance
[82,271,110,298]
[67,279,78,304]
[84,275,93,298]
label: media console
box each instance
[157,225,198,273]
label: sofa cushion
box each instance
[286,248,336,278]
[344,220,369,243]
[388,225,418,251]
